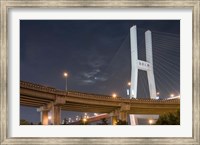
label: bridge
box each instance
[20,81,180,125]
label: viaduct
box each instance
[20,81,180,125]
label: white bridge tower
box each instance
[130,25,156,99]
[129,25,158,125]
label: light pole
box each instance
[64,72,68,91]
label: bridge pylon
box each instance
[130,25,156,99]
[130,25,158,125]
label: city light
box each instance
[64,72,68,77]
[156,92,160,95]
[48,116,51,120]
[170,94,174,97]
[149,119,153,125]
[127,82,131,96]
[83,118,87,125]
[112,93,117,98]
[75,116,79,121]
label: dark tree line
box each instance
[155,109,180,125]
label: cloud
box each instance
[79,69,99,85]
[82,69,100,78]
[88,56,106,68]
[82,79,95,84]
[81,76,107,85]
[88,60,105,68]
[78,70,108,85]
[94,76,107,81]
[74,78,95,86]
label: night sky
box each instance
[20,20,180,123]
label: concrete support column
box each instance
[110,110,119,125]
[37,106,49,125]
[119,111,128,122]
[51,105,61,125]
[41,110,48,125]
[51,96,65,125]
[119,103,130,124]
[37,96,64,125]
[129,115,138,125]
[37,104,61,125]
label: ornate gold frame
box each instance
[0,0,199,144]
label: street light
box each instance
[149,119,153,125]
[83,118,87,125]
[64,72,68,91]
[170,94,174,97]
[128,82,131,86]
[112,93,117,98]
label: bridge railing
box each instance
[20,81,180,104]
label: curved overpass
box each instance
[20,81,180,125]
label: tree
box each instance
[38,122,42,125]
[155,109,180,125]
[20,119,29,125]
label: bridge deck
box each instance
[20,81,180,114]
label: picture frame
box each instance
[0,0,199,144]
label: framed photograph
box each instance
[0,0,199,144]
